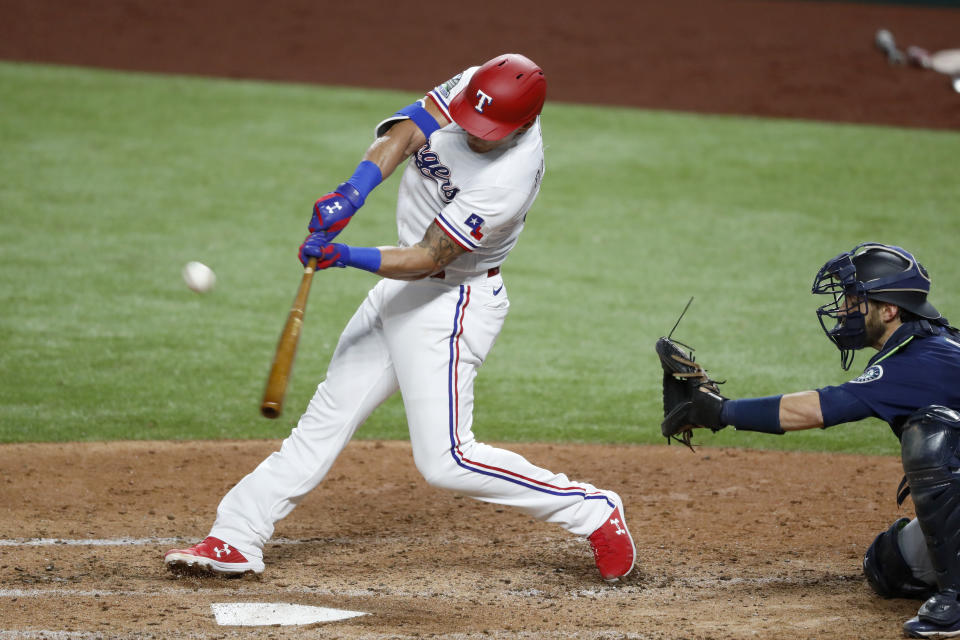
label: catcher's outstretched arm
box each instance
[778,391,824,430]
[721,392,824,432]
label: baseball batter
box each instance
[165,53,636,583]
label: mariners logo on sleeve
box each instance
[465,214,485,240]
[851,365,883,384]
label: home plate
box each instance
[212,602,368,626]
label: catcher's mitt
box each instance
[656,336,727,449]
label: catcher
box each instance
[657,243,960,639]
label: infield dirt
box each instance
[1,0,956,638]
[0,440,917,638]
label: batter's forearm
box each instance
[328,118,420,209]
[335,206,464,280]
[363,133,414,182]
[374,221,465,280]
[375,245,443,281]
[375,222,467,280]
[362,97,450,181]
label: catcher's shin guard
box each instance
[863,517,935,599]
[901,406,960,628]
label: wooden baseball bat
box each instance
[260,257,318,419]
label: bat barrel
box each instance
[259,259,316,419]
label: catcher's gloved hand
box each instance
[656,336,727,449]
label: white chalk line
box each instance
[0,633,105,639]
[0,631,648,640]
[0,535,420,548]
[0,585,430,599]
[0,536,305,547]
[0,537,181,547]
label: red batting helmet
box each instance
[448,53,547,141]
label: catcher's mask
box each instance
[812,242,940,370]
[448,53,546,141]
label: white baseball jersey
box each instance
[208,67,620,565]
[379,66,544,279]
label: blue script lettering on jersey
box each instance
[415,143,460,203]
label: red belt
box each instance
[431,267,500,280]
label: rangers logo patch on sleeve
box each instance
[465,214,485,240]
[851,365,883,384]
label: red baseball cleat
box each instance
[588,494,636,582]
[164,536,264,576]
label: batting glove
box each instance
[307,182,363,242]
[298,233,347,270]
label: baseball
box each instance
[182,261,216,293]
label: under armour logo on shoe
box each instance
[324,201,343,215]
[214,544,231,558]
[610,518,625,536]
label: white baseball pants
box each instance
[210,275,616,560]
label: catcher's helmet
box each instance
[448,53,546,141]
[812,242,940,369]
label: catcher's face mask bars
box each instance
[813,253,868,370]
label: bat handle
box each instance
[260,403,282,419]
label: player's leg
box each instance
[166,282,399,574]
[897,518,938,588]
[383,279,635,580]
[863,516,936,599]
[899,406,960,638]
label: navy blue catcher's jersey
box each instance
[817,321,960,437]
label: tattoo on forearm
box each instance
[419,223,463,268]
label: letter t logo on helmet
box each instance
[449,53,547,141]
[474,90,494,113]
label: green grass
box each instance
[1,62,958,455]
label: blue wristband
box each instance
[340,160,383,208]
[722,396,785,435]
[334,244,382,273]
